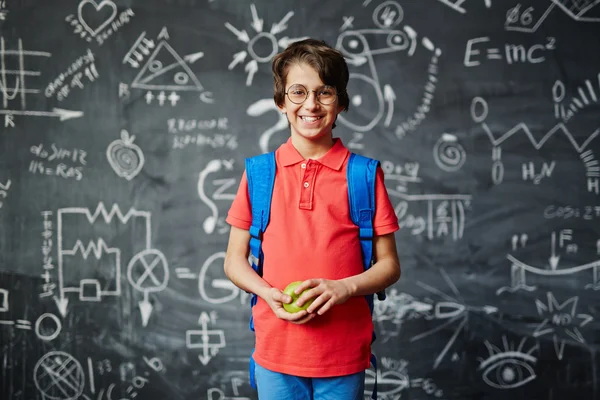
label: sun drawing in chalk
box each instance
[224,3,307,86]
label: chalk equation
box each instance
[471,96,600,193]
[0,287,63,341]
[505,1,600,33]
[389,192,471,241]
[29,143,87,181]
[169,117,238,151]
[363,357,446,399]
[464,36,555,67]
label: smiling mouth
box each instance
[300,116,322,122]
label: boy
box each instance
[224,38,400,400]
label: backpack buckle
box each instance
[249,225,263,240]
[359,227,373,240]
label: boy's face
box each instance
[278,63,344,144]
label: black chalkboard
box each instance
[1,0,600,399]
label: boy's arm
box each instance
[224,225,315,323]
[223,225,271,298]
[342,232,400,296]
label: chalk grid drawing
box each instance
[225,3,308,86]
[186,312,225,365]
[471,97,600,191]
[478,336,538,389]
[55,203,168,326]
[0,37,83,125]
[122,28,212,105]
[436,0,492,14]
[505,0,600,33]
[497,230,600,294]
[336,1,441,139]
[531,292,593,360]
[197,159,236,235]
[106,130,145,181]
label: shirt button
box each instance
[301,163,306,169]
[303,182,309,188]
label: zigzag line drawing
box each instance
[481,122,599,153]
[63,238,119,259]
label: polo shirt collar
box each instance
[279,138,349,170]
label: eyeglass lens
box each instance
[286,84,337,105]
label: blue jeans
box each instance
[254,363,365,400]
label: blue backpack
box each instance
[245,151,384,399]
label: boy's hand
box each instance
[293,279,353,316]
[264,287,316,324]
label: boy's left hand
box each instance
[293,279,352,316]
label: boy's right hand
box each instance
[265,288,315,325]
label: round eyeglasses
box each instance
[285,84,338,105]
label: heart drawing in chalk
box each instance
[107,130,145,181]
[78,0,117,37]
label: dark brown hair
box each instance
[272,39,350,115]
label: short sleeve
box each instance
[373,166,400,236]
[226,170,252,230]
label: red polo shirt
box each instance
[226,138,399,377]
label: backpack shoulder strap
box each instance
[347,153,380,275]
[347,152,384,400]
[245,151,276,391]
[245,151,276,278]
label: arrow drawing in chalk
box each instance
[225,5,301,86]
[139,290,153,327]
[198,312,212,365]
[53,295,69,317]
[549,231,560,270]
[185,312,226,366]
[0,108,84,121]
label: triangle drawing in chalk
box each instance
[131,41,203,91]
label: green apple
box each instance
[282,281,313,313]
